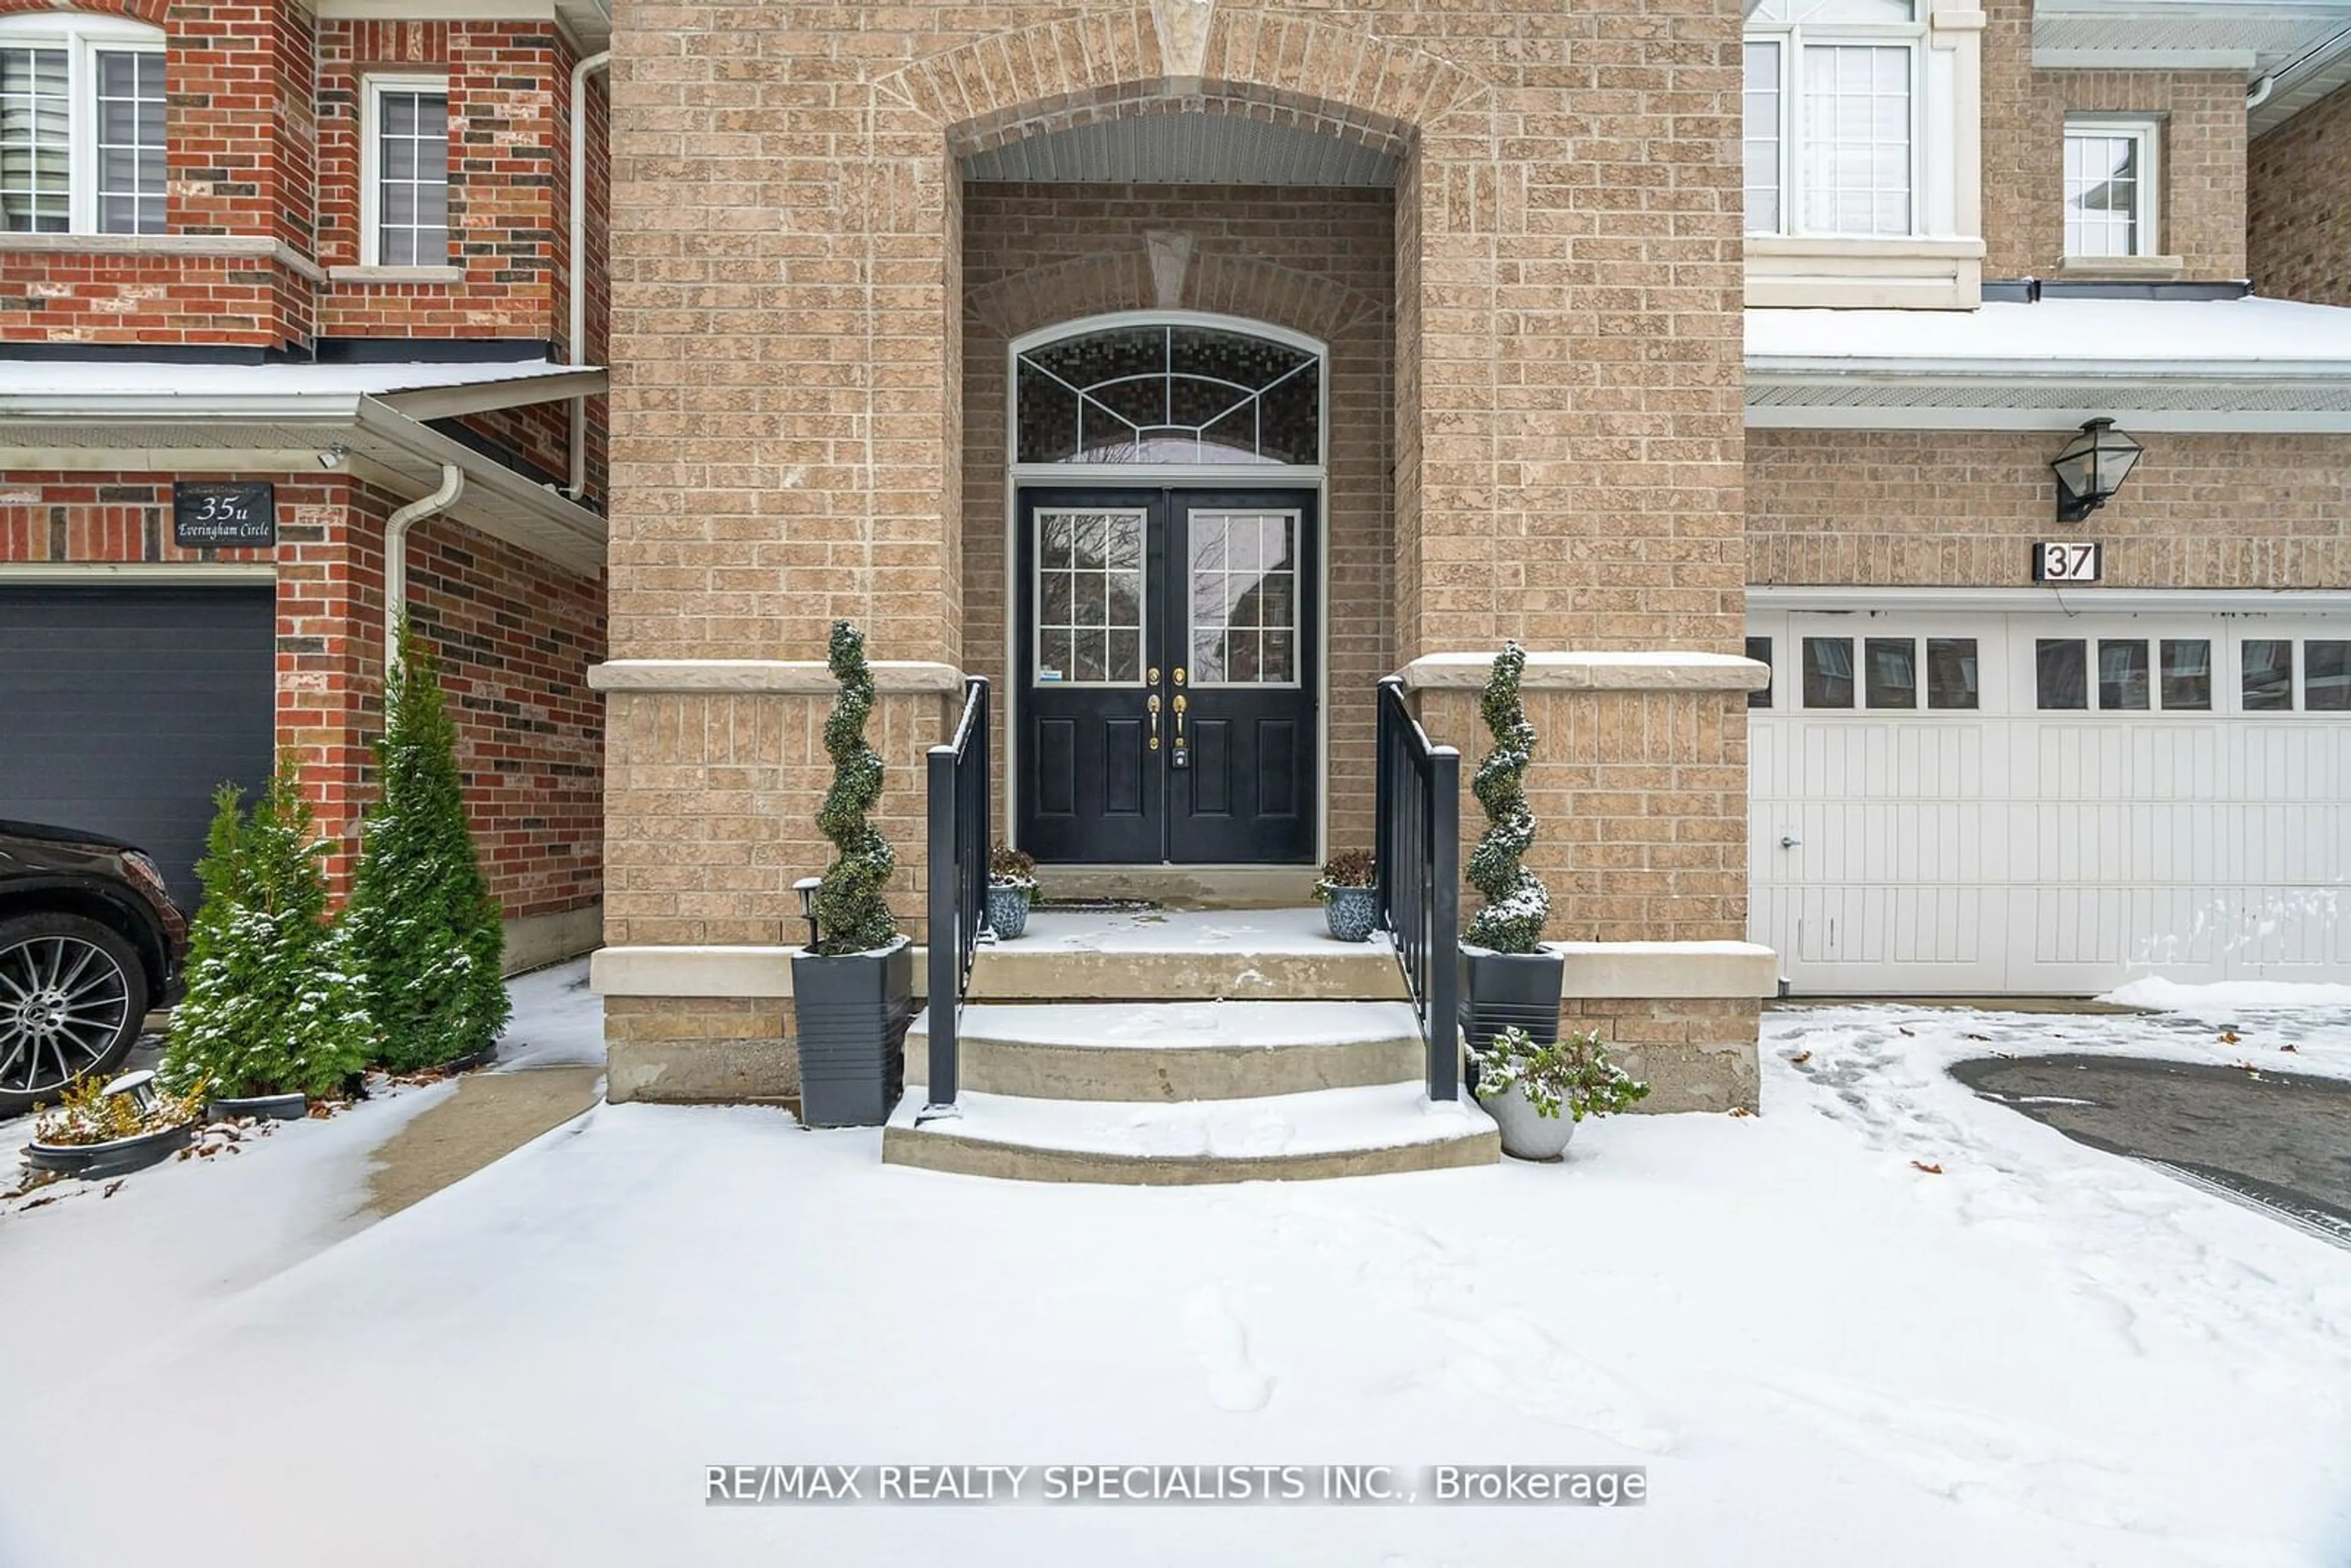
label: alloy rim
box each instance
[0,937,132,1098]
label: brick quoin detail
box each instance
[0,472,607,922]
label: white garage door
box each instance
[1748,604,2351,995]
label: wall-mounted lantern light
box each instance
[2049,418,2142,522]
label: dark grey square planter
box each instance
[790,937,914,1128]
[1457,945,1567,1062]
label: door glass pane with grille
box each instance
[1034,508,1145,685]
[0,47,69,233]
[1187,510,1298,685]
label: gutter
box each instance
[568,48,612,500]
[384,463,463,683]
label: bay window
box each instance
[0,13,165,236]
[1744,0,1924,239]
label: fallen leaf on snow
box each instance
[2230,1060,2260,1075]
[101,1179,124,1199]
[1897,1026,1915,1037]
[1728,1107,1754,1119]
[1963,1033,1991,1042]
[1787,1051,1812,1066]
[2281,1044,2300,1054]
[2219,1030,2242,1045]
[1911,1161,1944,1175]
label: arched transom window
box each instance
[1014,319,1324,468]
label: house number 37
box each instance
[2033,541,2102,583]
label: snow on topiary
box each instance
[811,620,902,956]
[343,620,511,1072]
[1464,641,1552,953]
[162,765,373,1100]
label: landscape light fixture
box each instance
[2049,418,2142,522]
[794,876,823,948]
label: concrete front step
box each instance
[972,907,1408,1002]
[907,1000,1424,1101]
[880,1082,1499,1185]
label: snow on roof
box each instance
[1745,296,2351,373]
[0,356,588,400]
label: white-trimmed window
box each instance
[1744,0,1922,239]
[0,13,165,235]
[360,75,450,267]
[2064,116,2159,260]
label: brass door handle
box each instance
[1172,693,1187,745]
[1147,692,1161,750]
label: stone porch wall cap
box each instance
[1398,651,1770,692]
[587,659,968,694]
[591,943,934,998]
[1550,940,1781,999]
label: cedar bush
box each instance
[1464,641,1552,953]
[811,620,901,955]
[161,765,373,1100]
[343,621,510,1070]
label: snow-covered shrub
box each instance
[811,620,901,956]
[1464,642,1551,953]
[343,621,510,1071]
[162,767,373,1100]
[1473,1026,1649,1121]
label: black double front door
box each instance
[1016,486,1318,865]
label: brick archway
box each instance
[872,9,1490,159]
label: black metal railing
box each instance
[923,677,990,1116]
[1374,676,1461,1102]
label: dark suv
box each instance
[0,820,189,1115]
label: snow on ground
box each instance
[495,957,605,1070]
[2104,975,2351,1019]
[910,999,1422,1048]
[4,997,2349,1566]
[1019,906,1383,955]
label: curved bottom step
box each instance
[881,1082,1499,1185]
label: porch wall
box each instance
[959,182,1397,857]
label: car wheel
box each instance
[0,913,150,1117]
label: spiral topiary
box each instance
[811,620,901,956]
[1464,641,1551,953]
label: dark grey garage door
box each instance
[0,585,276,910]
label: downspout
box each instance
[2246,74,2276,111]
[568,49,612,500]
[385,463,464,678]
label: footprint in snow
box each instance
[1182,1285,1275,1414]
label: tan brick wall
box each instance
[1748,429,2351,589]
[1981,0,2246,281]
[1564,996,1760,1114]
[608,0,1747,964]
[601,688,954,949]
[2249,82,2351,306]
[959,182,1395,854]
[605,996,796,1102]
[1420,686,1750,945]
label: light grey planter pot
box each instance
[986,883,1031,940]
[1319,883,1379,942]
[1477,1081,1578,1162]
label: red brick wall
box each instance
[0,3,601,363]
[2249,82,2351,306]
[317,19,577,343]
[0,470,606,921]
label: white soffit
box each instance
[960,113,1398,187]
[2031,0,2351,135]
[1745,297,2351,429]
